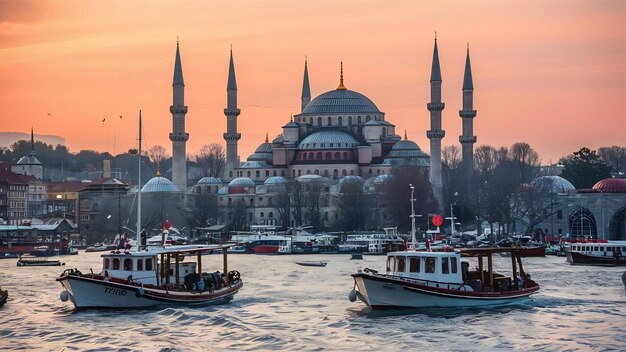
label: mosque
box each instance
[152,37,478,230]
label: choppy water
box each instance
[1,252,625,351]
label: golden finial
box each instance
[290,114,293,122]
[404,129,408,141]
[467,42,470,53]
[156,168,161,177]
[434,31,437,41]
[337,61,346,90]
[265,133,269,144]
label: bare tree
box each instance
[146,145,169,173]
[194,144,226,178]
[598,146,626,174]
[474,145,499,173]
[442,145,461,169]
[509,142,540,184]
[338,178,369,231]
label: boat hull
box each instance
[57,274,243,309]
[566,251,626,265]
[0,289,7,306]
[253,245,279,254]
[352,273,538,309]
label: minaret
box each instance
[30,128,36,156]
[301,57,311,112]
[223,48,241,174]
[169,40,189,191]
[459,43,477,178]
[427,35,445,210]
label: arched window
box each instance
[247,171,251,177]
[323,170,329,176]
[317,117,322,126]
[316,152,322,160]
[342,169,347,176]
[269,212,274,218]
[309,152,314,160]
[334,152,340,159]
[145,258,153,271]
[333,169,339,178]
[327,116,332,126]
[569,207,598,238]
[228,198,232,206]
[302,153,307,160]
[358,116,362,124]
[338,116,343,126]
[309,117,313,125]
[273,170,277,176]
[306,170,311,175]
[343,152,348,159]
[314,170,319,175]
[256,171,260,178]
[260,212,265,218]
[112,258,120,270]
[348,116,353,125]
[382,127,387,136]
[266,171,270,177]
[298,170,301,176]
[325,152,331,160]
[250,198,254,206]
[366,116,371,122]
[124,258,132,271]
[137,259,143,271]
[350,170,355,175]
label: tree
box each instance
[598,146,626,175]
[303,182,322,229]
[289,181,304,227]
[146,145,169,173]
[508,142,540,184]
[228,198,248,231]
[194,144,226,178]
[190,194,220,228]
[442,145,461,169]
[338,178,369,231]
[274,184,292,228]
[560,147,612,189]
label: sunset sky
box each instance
[1,0,624,164]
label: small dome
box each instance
[592,178,626,193]
[197,177,222,185]
[241,161,271,169]
[374,174,393,184]
[247,141,273,162]
[228,177,255,187]
[384,139,430,167]
[301,89,381,115]
[339,175,364,184]
[531,176,576,194]
[298,130,359,150]
[264,176,288,185]
[142,176,180,193]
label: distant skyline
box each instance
[1,0,625,164]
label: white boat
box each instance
[17,255,64,267]
[339,228,405,255]
[57,113,243,309]
[295,260,327,267]
[348,185,540,309]
[566,241,626,265]
[278,229,338,254]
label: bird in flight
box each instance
[119,115,123,119]
[102,118,106,122]
[47,112,52,116]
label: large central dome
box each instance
[301,89,381,114]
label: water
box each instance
[1,253,625,351]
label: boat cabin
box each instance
[568,241,626,258]
[386,251,463,285]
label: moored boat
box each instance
[295,260,327,267]
[0,286,7,307]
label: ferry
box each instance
[338,228,405,255]
[566,241,626,265]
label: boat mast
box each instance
[409,184,416,248]
[136,110,142,251]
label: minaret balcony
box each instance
[224,108,241,116]
[427,102,445,112]
[459,110,477,118]
[427,130,445,139]
[170,106,188,114]
[169,132,189,142]
[223,132,242,141]
[459,136,477,144]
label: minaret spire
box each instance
[301,56,311,112]
[223,47,242,177]
[427,34,445,211]
[169,40,189,192]
[30,127,35,155]
[459,43,477,183]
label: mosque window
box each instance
[273,170,277,176]
[269,212,273,218]
[299,170,302,176]
[314,170,319,175]
[256,171,260,178]
[368,169,373,175]
[377,169,380,175]
[335,152,340,159]
[348,116,352,125]
[366,116,371,122]
[281,170,285,176]
[306,170,310,175]
[309,117,313,124]
[350,170,354,175]
[343,152,348,159]
[325,152,331,160]
[342,169,347,176]
[338,116,343,126]
[382,127,387,136]
[247,171,251,177]
[327,117,332,126]
[324,170,329,176]
[266,171,270,177]
[250,199,254,206]
[317,117,322,126]
[317,152,322,160]
[333,169,338,178]
[260,212,264,218]
[302,153,307,160]
[358,116,362,124]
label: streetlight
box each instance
[409,184,423,247]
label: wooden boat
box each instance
[566,241,626,265]
[295,261,327,267]
[17,255,64,267]
[0,286,7,307]
[348,185,540,310]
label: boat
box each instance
[295,260,327,267]
[348,185,540,310]
[566,241,626,265]
[57,114,243,309]
[0,253,19,259]
[278,229,338,254]
[0,286,7,307]
[85,243,116,252]
[351,253,363,260]
[17,255,64,266]
[339,228,405,255]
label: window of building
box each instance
[325,152,331,160]
[338,116,343,126]
[327,117,332,126]
[266,171,270,177]
[317,152,322,160]
[247,171,251,177]
[348,116,352,125]
[269,212,273,218]
[250,199,254,206]
[260,212,264,218]
[309,117,313,125]
[256,171,260,178]
[317,117,322,126]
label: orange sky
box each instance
[1,0,625,164]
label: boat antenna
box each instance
[136,110,142,251]
[409,184,416,249]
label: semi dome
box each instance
[301,89,381,115]
[142,176,180,193]
[247,139,273,162]
[228,177,255,187]
[531,176,575,194]
[592,178,626,193]
[264,176,288,185]
[197,177,222,185]
[298,130,359,150]
[384,139,430,167]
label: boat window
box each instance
[397,257,406,272]
[441,258,449,274]
[607,246,612,251]
[600,247,604,251]
[124,258,132,271]
[409,257,420,273]
[425,257,436,273]
[137,259,143,271]
[112,258,120,270]
[103,258,110,269]
[387,256,393,272]
[451,257,458,274]
[145,258,153,271]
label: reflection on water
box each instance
[1,253,625,350]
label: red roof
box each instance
[592,178,626,193]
